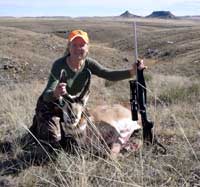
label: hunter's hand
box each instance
[137,59,147,70]
[129,59,147,76]
[53,83,67,98]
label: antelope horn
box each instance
[60,69,91,104]
[59,69,67,83]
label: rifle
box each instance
[129,22,166,153]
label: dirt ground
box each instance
[0,17,199,82]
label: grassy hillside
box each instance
[0,17,199,186]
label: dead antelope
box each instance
[60,70,142,156]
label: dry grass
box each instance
[0,71,199,187]
[0,17,200,186]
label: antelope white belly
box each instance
[110,118,141,144]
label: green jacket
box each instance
[42,56,131,102]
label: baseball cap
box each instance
[67,30,89,43]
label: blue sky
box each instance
[0,0,199,17]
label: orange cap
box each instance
[67,30,89,43]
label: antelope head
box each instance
[61,69,91,128]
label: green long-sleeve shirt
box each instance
[42,56,132,102]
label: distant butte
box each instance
[146,11,176,19]
[120,10,141,18]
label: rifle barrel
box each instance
[133,22,138,65]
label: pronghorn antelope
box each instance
[60,69,142,156]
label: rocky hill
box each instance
[146,11,176,19]
[120,10,140,18]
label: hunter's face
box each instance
[69,37,89,60]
